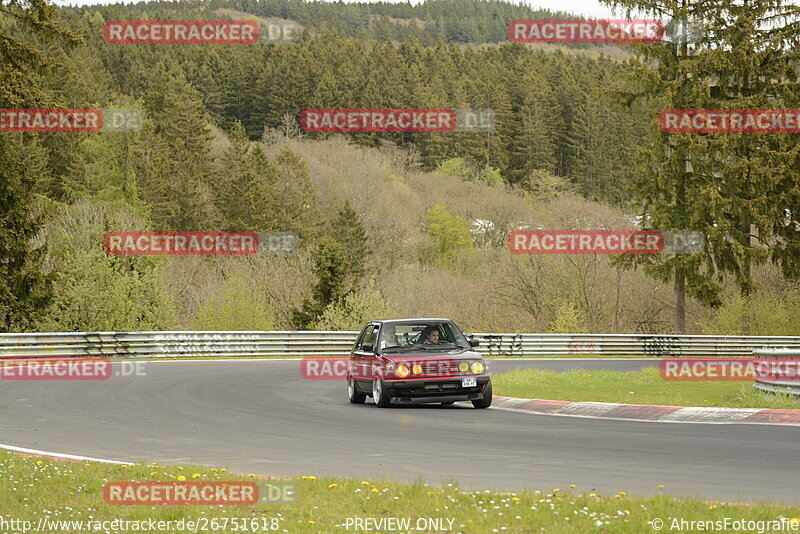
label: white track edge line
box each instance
[489,404,800,427]
[0,443,133,464]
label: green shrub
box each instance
[701,292,799,335]
[423,204,474,260]
[37,250,175,332]
[434,158,472,180]
[313,280,396,330]
[191,275,275,331]
[477,165,502,186]
[548,301,587,333]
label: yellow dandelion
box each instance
[211,468,217,472]
[361,481,370,485]
[553,488,560,493]
[658,484,665,489]
[192,473,201,479]
[619,491,627,496]
[301,475,317,480]
[220,468,227,472]
[177,466,184,470]
[177,475,186,481]
[511,497,520,501]
[150,472,157,476]
[249,474,257,478]
[36,460,42,465]
[328,483,338,488]
[789,518,799,524]
[589,493,597,497]
[569,484,576,489]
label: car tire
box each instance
[372,375,391,408]
[347,375,366,404]
[472,380,492,409]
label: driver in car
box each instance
[423,327,442,344]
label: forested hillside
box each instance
[94,0,581,45]
[2,0,799,335]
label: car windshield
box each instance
[379,322,469,352]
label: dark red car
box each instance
[346,319,492,408]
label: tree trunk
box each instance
[674,267,686,334]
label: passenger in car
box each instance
[380,325,398,349]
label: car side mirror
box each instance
[361,343,374,353]
[469,338,480,347]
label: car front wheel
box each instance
[348,375,366,404]
[472,379,492,409]
[372,376,391,408]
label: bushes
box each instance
[36,199,175,332]
[435,158,502,186]
[38,250,175,332]
[701,292,800,336]
[191,274,275,331]
[313,280,397,330]
[548,302,587,333]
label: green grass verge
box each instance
[492,367,800,409]
[1,450,798,533]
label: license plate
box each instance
[462,377,477,387]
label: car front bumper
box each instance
[384,376,490,404]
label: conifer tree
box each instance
[0,0,79,330]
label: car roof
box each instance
[373,318,453,324]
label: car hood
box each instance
[380,349,483,362]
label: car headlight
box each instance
[458,362,469,373]
[396,364,410,378]
[412,364,423,375]
[471,361,485,374]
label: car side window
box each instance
[361,325,379,352]
[354,326,371,351]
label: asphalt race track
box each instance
[1,359,798,504]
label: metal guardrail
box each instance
[753,349,800,396]
[0,331,799,359]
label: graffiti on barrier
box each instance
[567,343,596,354]
[640,336,682,357]
[483,334,523,356]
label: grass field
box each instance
[492,367,800,409]
[0,450,798,533]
